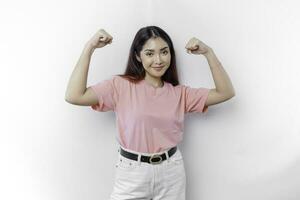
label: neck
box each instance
[144,75,163,87]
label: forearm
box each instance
[65,44,95,101]
[204,48,235,96]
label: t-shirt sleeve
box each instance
[183,85,210,113]
[89,75,120,112]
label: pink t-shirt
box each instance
[90,75,209,153]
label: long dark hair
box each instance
[116,26,180,86]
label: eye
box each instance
[146,52,153,56]
[163,50,168,55]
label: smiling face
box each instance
[136,37,171,80]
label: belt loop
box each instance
[165,149,170,162]
[137,153,141,166]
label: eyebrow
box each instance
[144,47,169,52]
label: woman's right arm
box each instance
[64,29,113,106]
[64,44,97,105]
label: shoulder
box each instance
[111,75,131,83]
[164,83,185,96]
[107,75,128,85]
[173,83,206,90]
[110,75,133,91]
[171,83,186,92]
[172,83,209,95]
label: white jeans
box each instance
[110,146,186,200]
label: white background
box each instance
[1,0,300,199]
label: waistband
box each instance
[118,145,178,165]
[118,145,176,156]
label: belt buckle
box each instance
[149,154,163,164]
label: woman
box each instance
[65,26,235,200]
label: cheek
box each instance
[164,54,171,61]
[142,58,153,66]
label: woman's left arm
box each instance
[185,37,235,106]
[204,48,235,97]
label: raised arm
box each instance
[64,29,113,106]
[185,37,235,107]
[65,44,95,105]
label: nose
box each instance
[154,54,162,64]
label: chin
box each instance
[152,73,164,78]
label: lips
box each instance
[152,66,164,68]
[153,67,163,71]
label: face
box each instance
[136,37,171,79]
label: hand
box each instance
[185,37,211,56]
[86,28,113,50]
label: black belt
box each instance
[118,146,177,165]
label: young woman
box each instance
[65,26,235,200]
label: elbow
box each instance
[65,93,71,103]
[65,97,75,104]
[223,92,235,100]
[65,90,85,104]
[228,92,235,99]
[65,91,77,104]
[216,88,235,99]
[65,94,78,104]
[228,88,236,98]
[231,90,236,97]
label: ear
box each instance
[135,52,141,62]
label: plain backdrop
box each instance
[1,0,300,200]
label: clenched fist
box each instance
[86,29,113,50]
[185,37,211,56]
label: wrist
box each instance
[203,48,214,57]
[83,43,95,54]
